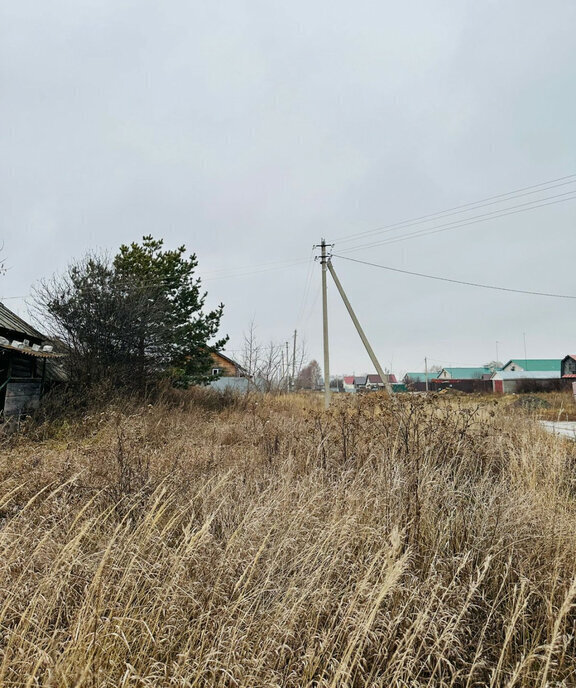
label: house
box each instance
[208,351,263,393]
[0,302,63,417]
[436,367,493,380]
[501,359,561,373]
[561,355,576,378]
[354,376,367,391]
[343,376,356,393]
[210,351,248,378]
[365,373,397,391]
[491,369,562,394]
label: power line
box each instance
[203,258,308,281]
[336,178,576,245]
[202,256,308,278]
[336,191,576,254]
[334,172,576,244]
[295,249,316,326]
[0,258,310,302]
[332,254,576,300]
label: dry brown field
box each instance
[0,390,575,687]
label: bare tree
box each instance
[296,360,322,390]
[239,322,307,393]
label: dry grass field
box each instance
[0,390,575,686]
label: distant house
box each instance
[365,373,397,390]
[561,355,576,378]
[208,351,263,393]
[343,376,355,393]
[354,376,367,391]
[436,367,493,380]
[501,359,561,373]
[210,351,248,378]
[0,302,62,417]
[491,369,562,394]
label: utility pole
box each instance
[320,239,331,409]
[285,341,290,392]
[425,357,429,394]
[523,332,528,368]
[292,329,297,391]
[326,259,392,395]
[496,340,499,364]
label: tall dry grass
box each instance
[0,391,575,686]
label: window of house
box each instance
[212,368,221,376]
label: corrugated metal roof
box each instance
[441,367,493,379]
[404,372,437,383]
[0,302,45,340]
[0,343,63,359]
[491,370,561,380]
[502,359,561,372]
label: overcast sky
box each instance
[2,1,575,377]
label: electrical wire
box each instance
[294,249,316,326]
[0,257,310,302]
[336,191,576,254]
[203,258,308,281]
[334,172,576,244]
[202,255,308,278]
[331,254,576,300]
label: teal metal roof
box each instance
[503,359,561,372]
[442,367,492,379]
[404,372,438,383]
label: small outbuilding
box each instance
[491,370,562,394]
[561,355,576,378]
[0,302,63,417]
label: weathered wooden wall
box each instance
[210,353,238,377]
[4,381,41,416]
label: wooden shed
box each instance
[0,302,62,417]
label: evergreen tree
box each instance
[36,236,227,390]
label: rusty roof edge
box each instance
[0,343,64,359]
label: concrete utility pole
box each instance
[285,341,290,392]
[326,259,392,395]
[320,239,331,409]
[425,357,429,394]
[523,332,528,368]
[292,329,297,391]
